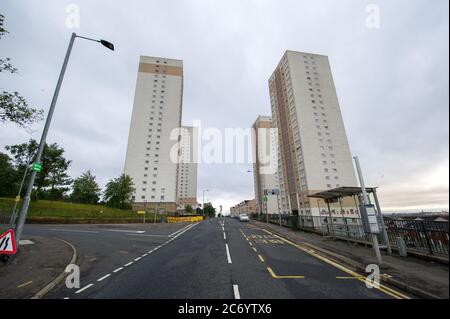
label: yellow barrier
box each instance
[167,216,204,223]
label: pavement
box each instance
[2,218,414,299]
[250,219,449,299]
[0,234,73,299]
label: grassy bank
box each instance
[0,197,165,224]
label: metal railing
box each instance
[250,213,449,257]
[384,219,449,256]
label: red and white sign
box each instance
[0,229,17,255]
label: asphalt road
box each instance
[22,218,410,299]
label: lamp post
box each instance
[13,32,114,246]
[202,189,209,216]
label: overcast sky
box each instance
[0,0,448,213]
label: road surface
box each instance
[22,218,410,299]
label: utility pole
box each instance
[202,189,208,217]
[154,201,159,224]
[354,156,382,266]
[143,200,147,224]
[9,156,33,227]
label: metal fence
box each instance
[384,219,449,256]
[250,213,449,257]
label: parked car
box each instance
[239,214,250,222]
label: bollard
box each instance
[396,237,408,257]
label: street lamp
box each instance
[202,189,209,216]
[13,32,114,247]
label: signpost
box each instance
[264,189,282,226]
[31,162,42,172]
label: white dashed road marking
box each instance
[233,285,241,299]
[225,244,232,264]
[75,284,93,294]
[97,274,111,282]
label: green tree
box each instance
[0,152,18,197]
[184,204,194,215]
[71,170,101,204]
[103,174,135,209]
[6,139,72,200]
[203,202,216,218]
[0,14,43,129]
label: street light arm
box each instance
[75,34,115,51]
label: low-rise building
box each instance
[230,199,257,217]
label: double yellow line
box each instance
[261,229,410,299]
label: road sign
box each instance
[360,204,381,234]
[137,210,145,215]
[15,195,21,202]
[31,162,42,172]
[0,229,17,255]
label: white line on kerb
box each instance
[233,285,241,299]
[124,262,133,267]
[225,244,232,264]
[113,267,123,273]
[75,283,93,294]
[97,274,111,282]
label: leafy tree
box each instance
[71,170,101,204]
[203,202,216,218]
[6,139,72,200]
[0,14,43,129]
[103,174,135,209]
[0,152,18,197]
[184,204,194,215]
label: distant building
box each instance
[269,50,358,218]
[177,126,198,209]
[230,199,257,216]
[252,115,280,216]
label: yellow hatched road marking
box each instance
[261,229,410,299]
